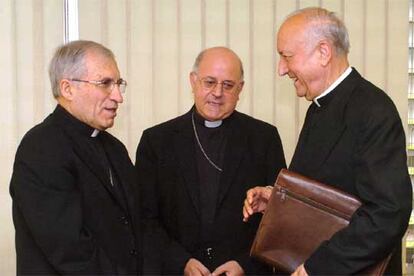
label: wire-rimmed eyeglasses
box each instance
[198,76,242,93]
[69,78,127,94]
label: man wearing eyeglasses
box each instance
[10,40,141,275]
[135,47,286,275]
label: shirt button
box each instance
[120,216,129,225]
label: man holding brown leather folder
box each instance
[243,7,412,275]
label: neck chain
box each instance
[191,111,223,172]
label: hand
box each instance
[184,258,211,276]
[291,264,308,276]
[212,260,244,276]
[242,186,273,222]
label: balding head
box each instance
[192,47,244,81]
[281,7,350,57]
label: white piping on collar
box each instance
[91,129,100,137]
[313,67,352,107]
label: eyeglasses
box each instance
[198,77,242,93]
[69,78,127,94]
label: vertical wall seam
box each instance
[126,0,131,149]
[64,0,69,43]
[384,0,389,93]
[272,0,276,124]
[225,0,230,47]
[201,0,206,49]
[102,0,108,45]
[39,0,45,121]
[362,0,366,75]
[12,0,18,144]
[151,0,155,124]
[177,0,182,114]
[295,0,300,139]
[249,0,254,115]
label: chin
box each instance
[101,121,115,130]
[205,116,222,121]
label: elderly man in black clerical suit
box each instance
[243,7,412,276]
[10,40,141,275]
[135,47,286,275]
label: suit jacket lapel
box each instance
[291,68,359,174]
[101,136,133,213]
[217,113,247,207]
[67,132,122,207]
[173,112,200,215]
[53,107,126,209]
[314,69,360,171]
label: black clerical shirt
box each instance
[193,111,227,243]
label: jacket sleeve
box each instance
[135,130,192,274]
[305,98,412,275]
[10,136,114,274]
[234,125,287,274]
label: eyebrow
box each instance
[203,76,236,82]
[279,51,293,56]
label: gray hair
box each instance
[192,47,244,80]
[48,40,115,98]
[287,7,350,56]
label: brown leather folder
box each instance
[250,169,391,275]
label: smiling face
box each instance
[61,51,124,130]
[277,16,325,101]
[190,48,244,121]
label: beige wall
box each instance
[0,0,408,275]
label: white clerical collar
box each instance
[91,129,100,137]
[204,120,222,128]
[313,67,352,107]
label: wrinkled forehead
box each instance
[277,17,309,49]
[198,52,242,80]
[83,51,120,78]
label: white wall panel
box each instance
[228,0,250,114]
[365,0,387,90]
[204,0,227,47]
[274,0,300,164]
[1,2,63,275]
[127,0,154,154]
[0,4,17,256]
[388,0,409,135]
[345,0,365,73]
[251,0,276,124]
[179,0,203,113]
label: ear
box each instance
[318,40,332,67]
[236,81,245,94]
[189,72,198,93]
[59,79,75,100]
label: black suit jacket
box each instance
[290,69,412,275]
[10,105,141,275]
[135,108,286,274]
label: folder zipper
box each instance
[275,185,350,220]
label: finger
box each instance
[212,264,226,276]
[198,265,211,276]
[244,198,253,213]
[242,206,250,222]
[244,199,254,216]
[246,188,257,204]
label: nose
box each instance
[110,86,124,103]
[211,83,224,97]
[278,58,288,76]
